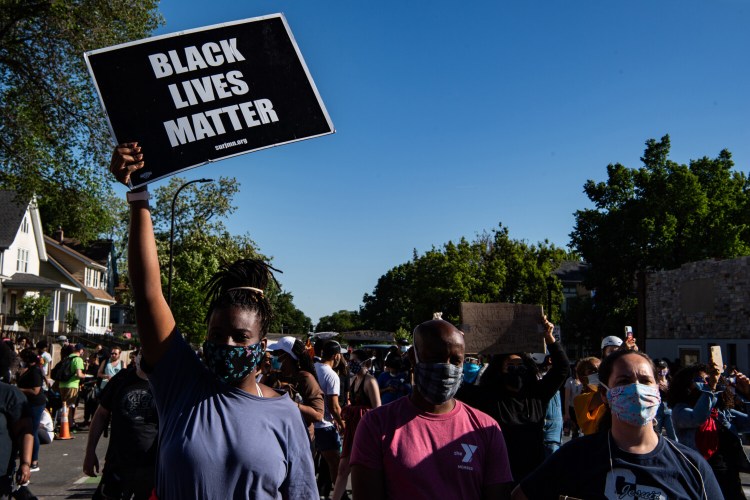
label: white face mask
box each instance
[586,372,600,390]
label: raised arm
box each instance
[536,317,570,401]
[110,143,176,366]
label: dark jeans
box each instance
[29,404,45,462]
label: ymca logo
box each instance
[460,443,477,463]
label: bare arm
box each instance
[351,464,385,500]
[111,143,176,367]
[365,376,381,409]
[97,361,106,379]
[328,394,345,431]
[83,405,111,476]
[12,416,33,485]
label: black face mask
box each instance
[503,365,527,391]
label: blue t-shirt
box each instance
[376,371,411,405]
[520,431,723,499]
[148,333,318,499]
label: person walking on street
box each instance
[16,348,45,472]
[83,356,158,500]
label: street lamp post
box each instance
[167,178,213,306]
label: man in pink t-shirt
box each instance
[350,319,513,499]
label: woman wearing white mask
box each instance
[512,350,723,500]
[572,356,605,435]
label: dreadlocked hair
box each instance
[204,259,282,335]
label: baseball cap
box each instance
[57,335,68,342]
[601,336,623,350]
[321,340,342,359]
[266,336,298,360]
[74,343,85,351]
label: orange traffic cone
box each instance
[56,405,73,440]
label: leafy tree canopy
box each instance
[569,135,750,337]
[118,176,310,344]
[360,224,571,332]
[19,294,51,331]
[315,310,364,333]
[0,0,163,242]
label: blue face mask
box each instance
[203,340,264,385]
[271,355,282,370]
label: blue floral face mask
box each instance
[203,340,264,385]
[603,382,661,427]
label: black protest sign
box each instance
[460,302,546,355]
[85,14,334,188]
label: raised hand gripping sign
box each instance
[85,14,334,188]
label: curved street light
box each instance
[167,178,213,306]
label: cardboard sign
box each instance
[460,302,545,355]
[709,345,724,371]
[85,14,334,188]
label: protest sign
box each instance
[85,13,334,188]
[460,302,545,355]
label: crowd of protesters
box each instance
[3,143,747,499]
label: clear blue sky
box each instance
[147,0,749,326]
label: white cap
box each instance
[601,336,623,350]
[266,336,298,360]
[57,335,68,342]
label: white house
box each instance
[0,191,79,334]
[41,232,117,335]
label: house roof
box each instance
[44,236,106,269]
[0,191,29,250]
[553,260,591,283]
[59,237,114,267]
[45,256,115,304]
[3,273,80,291]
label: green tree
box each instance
[65,309,79,334]
[315,310,364,333]
[19,294,52,331]
[360,224,570,331]
[0,1,163,242]
[569,135,750,337]
[117,177,310,344]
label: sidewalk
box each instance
[24,426,107,500]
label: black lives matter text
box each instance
[148,38,279,147]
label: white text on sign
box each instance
[149,38,279,147]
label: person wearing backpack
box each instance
[56,343,88,430]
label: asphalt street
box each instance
[21,425,750,499]
[23,426,107,499]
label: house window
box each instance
[93,270,99,288]
[95,307,100,326]
[85,268,91,287]
[16,249,29,272]
[20,217,29,233]
[103,308,108,326]
[89,305,95,327]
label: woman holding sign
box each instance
[109,142,318,499]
